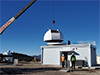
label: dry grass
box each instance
[0,62,100,75]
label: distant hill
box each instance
[12,53,33,62]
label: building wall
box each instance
[43,48,60,65]
[97,56,100,64]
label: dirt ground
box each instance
[0,62,100,75]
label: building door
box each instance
[60,52,68,67]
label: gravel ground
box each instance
[0,62,100,75]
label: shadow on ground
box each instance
[0,67,60,74]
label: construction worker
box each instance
[34,55,37,62]
[71,53,76,69]
[61,54,65,68]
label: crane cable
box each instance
[52,0,55,27]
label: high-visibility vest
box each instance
[71,57,76,61]
[61,56,65,62]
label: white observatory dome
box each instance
[44,29,64,42]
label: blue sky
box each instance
[0,0,99,56]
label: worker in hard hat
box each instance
[61,54,65,68]
[71,53,76,69]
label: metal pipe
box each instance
[65,59,66,69]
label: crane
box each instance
[0,0,37,35]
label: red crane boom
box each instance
[0,0,36,35]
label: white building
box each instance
[3,50,13,62]
[97,56,100,64]
[41,29,97,67]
